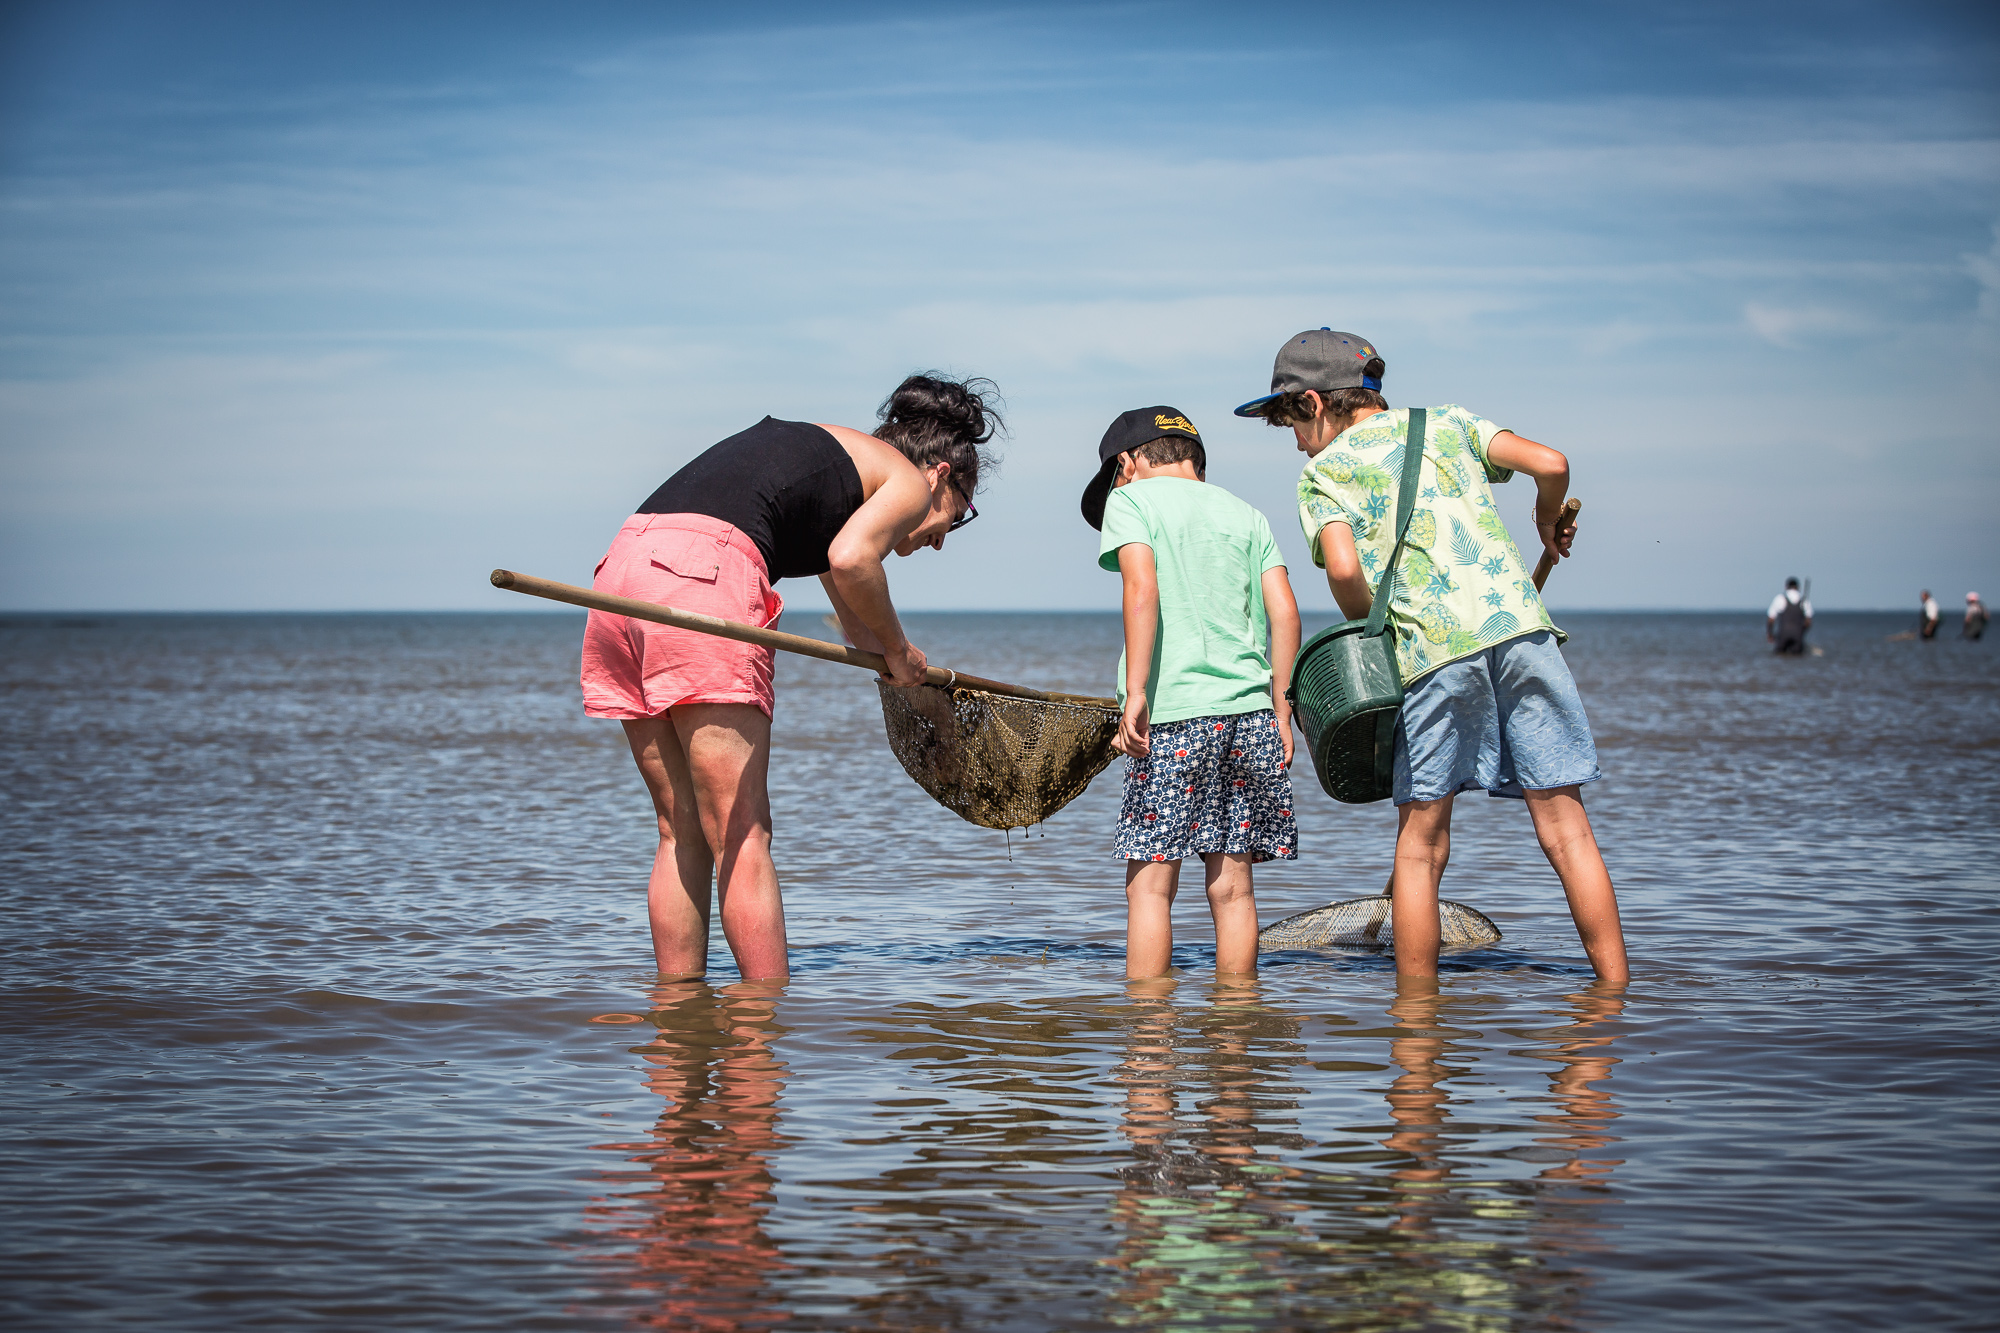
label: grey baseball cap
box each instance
[1233,328,1383,417]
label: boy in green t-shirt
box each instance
[1080,407,1302,979]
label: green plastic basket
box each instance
[1289,620,1403,804]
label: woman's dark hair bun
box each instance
[875,373,1004,496]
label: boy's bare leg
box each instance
[1202,851,1259,977]
[1523,786,1629,983]
[1125,859,1182,979]
[1391,796,1454,977]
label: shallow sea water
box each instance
[1,610,1995,1330]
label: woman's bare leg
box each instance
[1202,852,1259,977]
[670,702,789,981]
[1391,795,1454,977]
[1523,786,1629,983]
[622,715,715,977]
[1124,859,1181,979]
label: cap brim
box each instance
[1233,392,1282,418]
[1080,456,1119,530]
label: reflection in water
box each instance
[1350,980,1629,1329]
[1521,985,1628,1271]
[1106,978,1309,1330]
[584,981,791,1331]
[579,979,1628,1330]
[1103,979,1628,1331]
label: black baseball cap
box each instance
[1233,328,1383,417]
[1079,406,1204,530]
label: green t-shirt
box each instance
[1295,404,1562,686]
[1097,477,1288,724]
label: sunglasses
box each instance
[947,489,979,533]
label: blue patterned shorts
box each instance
[1114,709,1299,863]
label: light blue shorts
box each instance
[1392,631,1601,804]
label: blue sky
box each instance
[2,0,1996,612]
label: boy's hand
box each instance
[1273,700,1295,768]
[1534,505,1578,561]
[1114,692,1151,757]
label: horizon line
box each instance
[0,606,1946,618]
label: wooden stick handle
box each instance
[1531,498,1582,593]
[490,569,1117,709]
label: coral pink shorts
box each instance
[580,513,784,720]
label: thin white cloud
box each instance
[1742,303,1863,347]
[1966,223,2000,319]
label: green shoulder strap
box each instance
[1363,408,1426,641]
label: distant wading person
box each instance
[1966,593,1989,641]
[1920,590,1941,640]
[581,376,1001,980]
[1766,578,1812,655]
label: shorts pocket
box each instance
[648,530,723,583]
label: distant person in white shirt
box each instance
[1766,578,1812,655]
[1966,593,1989,641]
[1920,590,1941,640]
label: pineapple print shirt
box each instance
[1296,404,1563,687]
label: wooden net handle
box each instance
[490,569,1117,709]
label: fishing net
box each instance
[1258,895,1502,952]
[877,682,1120,830]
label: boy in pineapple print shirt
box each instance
[1080,407,1302,981]
[1299,401,1554,670]
[1236,329,1628,984]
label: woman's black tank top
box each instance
[637,418,865,581]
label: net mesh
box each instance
[1258,896,1502,951]
[877,682,1120,830]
